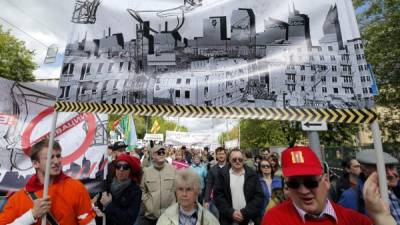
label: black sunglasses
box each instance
[231,158,243,163]
[156,150,165,156]
[261,164,271,168]
[116,164,130,171]
[286,176,323,189]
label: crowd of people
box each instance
[0,139,399,225]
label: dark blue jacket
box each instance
[103,182,142,225]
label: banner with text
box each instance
[0,77,108,192]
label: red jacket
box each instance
[262,199,372,225]
[0,173,95,225]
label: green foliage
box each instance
[219,120,290,150]
[319,123,360,147]
[353,0,400,142]
[107,115,187,139]
[0,26,36,82]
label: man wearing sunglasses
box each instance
[214,149,264,225]
[262,146,396,225]
[140,145,176,225]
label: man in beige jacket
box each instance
[140,145,177,225]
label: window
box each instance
[108,63,114,73]
[356,55,361,60]
[301,86,305,91]
[333,88,339,94]
[97,63,104,73]
[361,77,366,82]
[311,76,315,82]
[311,65,316,71]
[320,55,325,61]
[318,47,322,52]
[354,44,359,49]
[312,87,316,92]
[322,87,327,93]
[360,43,364,49]
[363,88,368,94]
[309,56,314,61]
[119,62,124,72]
[175,90,180,98]
[186,79,191,84]
[177,78,182,84]
[332,77,337,83]
[204,87,208,96]
[62,63,75,75]
[359,65,364,71]
[59,87,65,99]
[366,76,370,81]
[341,55,347,61]
[328,46,333,51]
[92,83,98,94]
[343,65,348,71]
[332,66,337,72]
[301,75,305,81]
[364,65,368,70]
[300,65,305,70]
[185,90,190,98]
[321,76,326,83]
[330,55,336,61]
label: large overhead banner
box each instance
[59,0,375,111]
[0,77,108,192]
[165,131,215,148]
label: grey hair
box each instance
[175,169,201,194]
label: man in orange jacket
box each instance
[0,139,96,225]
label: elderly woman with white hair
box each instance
[157,169,220,225]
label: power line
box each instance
[0,16,49,48]
[5,0,60,39]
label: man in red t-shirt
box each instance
[261,146,395,225]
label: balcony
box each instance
[342,82,353,88]
[285,80,296,85]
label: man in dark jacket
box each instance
[214,149,264,225]
[204,147,227,219]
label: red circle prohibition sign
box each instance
[21,107,96,165]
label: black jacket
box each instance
[102,182,142,225]
[214,165,264,225]
[204,163,226,202]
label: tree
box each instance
[353,0,400,142]
[219,120,291,150]
[0,25,36,82]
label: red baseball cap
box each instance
[281,146,323,177]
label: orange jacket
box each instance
[0,174,95,225]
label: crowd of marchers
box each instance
[0,139,399,225]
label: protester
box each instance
[140,145,177,225]
[172,148,190,170]
[244,151,256,171]
[157,169,220,225]
[99,154,142,225]
[183,146,193,165]
[191,154,208,203]
[105,141,128,191]
[332,157,361,202]
[0,139,96,224]
[267,153,282,177]
[141,147,151,167]
[214,149,264,225]
[258,159,280,214]
[202,146,214,164]
[204,147,227,219]
[261,146,396,225]
[339,149,400,224]
[265,179,287,212]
